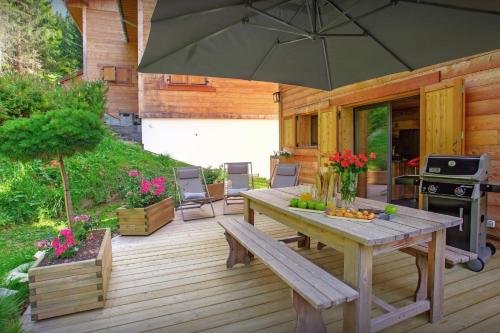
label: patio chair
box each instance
[270,163,300,188]
[174,166,215,221]
[223,162,254,215]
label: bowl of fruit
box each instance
[325,207,376,222]
[289,198,327,214]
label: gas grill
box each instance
[419,154,498,271]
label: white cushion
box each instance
[227,188,248,196]
[183,192,206,200]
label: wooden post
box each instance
[343,241,373,333]
[297,232,310,249]
[292,290,326,333]
[414,253,428,302]
[224,232,250,268]
[243,197,254,225]
[427,229,446,322]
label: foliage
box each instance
[0,0,82,78]
[203,166,224,185]
[124,171,169,208]
[273,150,292,158]
[367,106,389,171]
[0,292,23,333]
[0,136,185,226]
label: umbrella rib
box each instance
[250,40,278,80]
[319,2,393,33]
[151,1,266,23]
[247,4,310,35]
[279,37,310,45]
[139,0,295,71]
[323,0,412,71]
[244,21,310,38]
[399,0,500,16]
[317,4,332,90]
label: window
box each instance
[101,65,132,85]
[296,113,318,147]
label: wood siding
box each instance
[279,50,500,237]
[138,0,278,120]
[83,0,138,117]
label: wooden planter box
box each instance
[206,182,224,201]
[117,197,174,236]
[28,228,112,321]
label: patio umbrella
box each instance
[138,0,500,90]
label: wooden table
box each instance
[240,187,462,333]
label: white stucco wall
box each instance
[142,119,279,178]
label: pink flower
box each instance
[140,180,152,193]
[153,186,165,196]
[37,240,50,251]
[60,228,72,237]
[151,177,164,187]
[129,170,139,177]
[55,244,68,257]
[369,152,377,159]
[52,237,60,248]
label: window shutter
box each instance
[103,66,116,81]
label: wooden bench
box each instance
[219,218,358,333]
[400,243,477,301]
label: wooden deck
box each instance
[24,201,500,333]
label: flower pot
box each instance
[117,197,174,236]
[206,182,224,201]
[28,228,112,321]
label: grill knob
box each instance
[428,185,438,193]
[455,186,465,196]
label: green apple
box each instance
[307,201,316,210]
[290,198,299,207]
[298,201,308,209]
[316,202,327,211]
[385,204,398,215]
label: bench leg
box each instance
[317,242,326,250]
[297,233,310,249]
[415,253,428,302]
[224,232,250,268]
[292,290,326,333]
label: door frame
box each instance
[354,102,393,203]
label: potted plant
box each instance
[116,170,174,236]
[29,215,112,320]
[204,166,224,201]
[275,149,293,163]
[329,149,376,208]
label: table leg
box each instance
[243,198,254,225]
[343,241,373,333]
[427,229,445,323]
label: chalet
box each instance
[64,0,279,177]
[277,49,500,239]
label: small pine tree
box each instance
[0,73,107,225]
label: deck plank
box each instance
[23,201,500,333]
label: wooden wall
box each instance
[279,50,500,238]
[138,0,279,120]
[70,0,138,117]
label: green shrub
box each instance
[204,166,224,185]
[0,135,186,225]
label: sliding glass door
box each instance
[354,103,392,203]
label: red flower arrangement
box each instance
[329,149,376,174]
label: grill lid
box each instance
[422,154,490,182]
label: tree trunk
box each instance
[59,156,74,227]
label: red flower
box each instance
[358,153,368,162]
[369,152,377,159]
[340,160,350,168]
[355,160,364,168]
[344,149,352,157]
